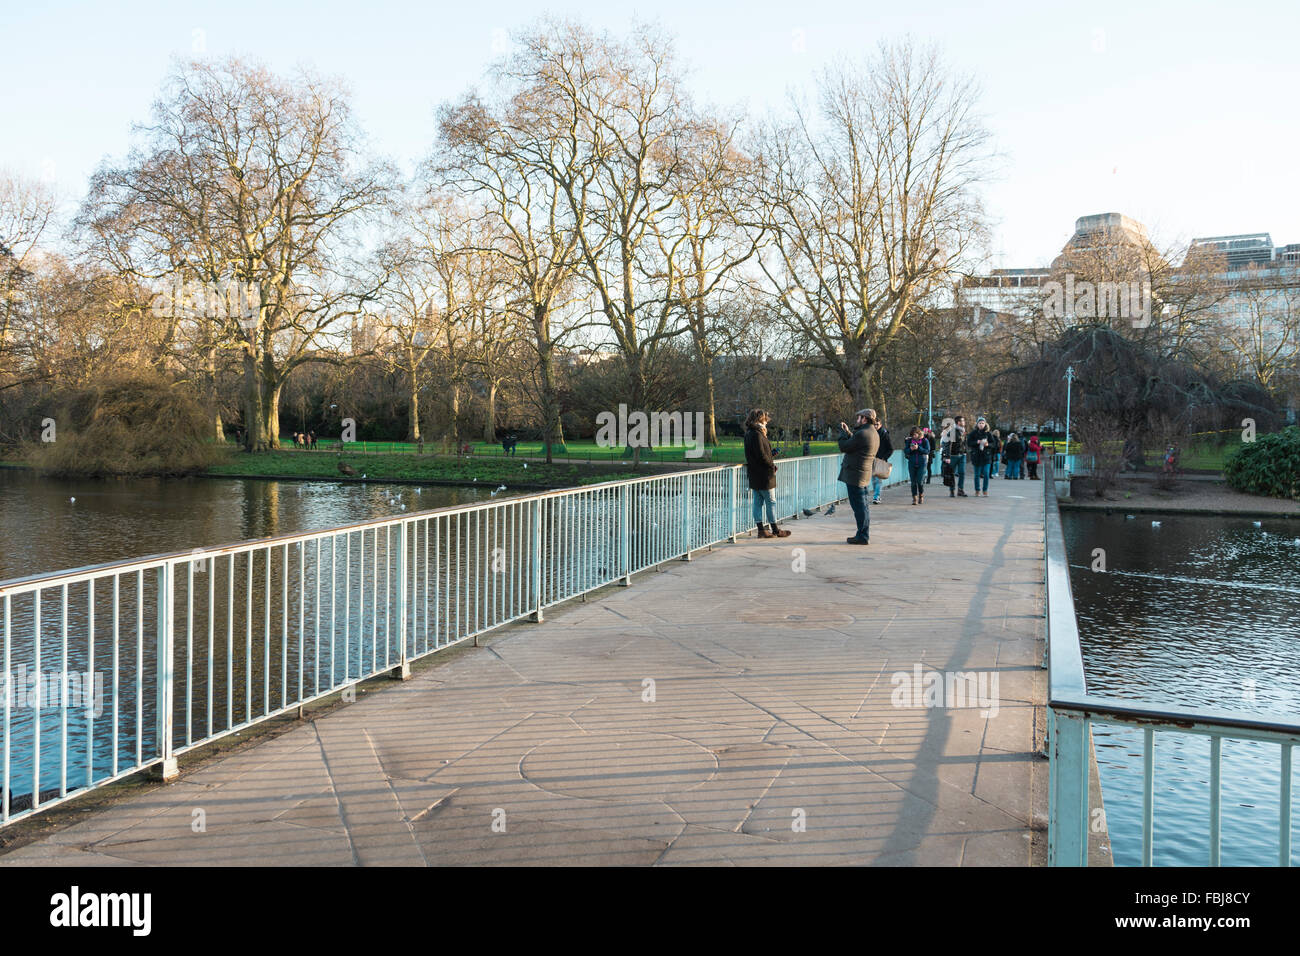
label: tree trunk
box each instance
[449,385,460,447]
[704,357,718,446]
[407,367,421,442]
[483,381,497,443]
[535,304,561,465]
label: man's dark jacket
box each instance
[837,422,879,488]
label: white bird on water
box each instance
[490,484,507,497]
[1151,521,1161,528]
[70,497,76,503]
[1253,521,1263,528]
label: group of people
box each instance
[742,407,1051,546]
[292,431,318,449]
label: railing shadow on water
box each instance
[0,451,916,828]
[1042,460,1299,866]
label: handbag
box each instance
[1026,450,1039,463]
[872,457,892,479]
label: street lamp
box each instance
[1064,366,1075,458]
[926,366,936,430]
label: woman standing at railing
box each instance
[744,408,791,539]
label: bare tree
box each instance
[80,57,396,451]
[755,41,991,409]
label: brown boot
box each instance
[756,525,774,538]
[911,494,918,505]
[769,523,791,538]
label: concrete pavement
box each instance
[0,480,1050,866]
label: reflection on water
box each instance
[0,469,505,580]
[1063,511,1300,866]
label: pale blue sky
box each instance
[3,0,1297,266]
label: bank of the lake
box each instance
[1062,473,1300,518]
[202,449,651,489]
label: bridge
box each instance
[1,453,1292,865]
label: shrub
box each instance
[1223,427,1300,500]
[25,373,220,477]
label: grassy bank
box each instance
[205,449,648,487]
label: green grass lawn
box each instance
[206,450,646,487]
[253,436,843,463]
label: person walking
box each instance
[904,426,930,505]
[942,415,969,498]
[1003,432,1024,479]
[968,417,994,497]
[923,426,939,484]
[1026,434,1043,480]
[744,408,790,539]
[871,419,893,504]
[837,409,879,545]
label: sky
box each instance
[3,0,1298,268]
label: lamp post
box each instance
[1064,366,1075,457]
[926,366,935,430]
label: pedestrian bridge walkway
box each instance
[1,486,1047,866]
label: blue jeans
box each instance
[751,488,776,526]
[1006,459,1021,479]
[908,462,926,496]
[844,483,870,540]
[950,455,966,491]
[975,463,991,492]
[871,475,883,500]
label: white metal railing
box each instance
[0,450,907,827]
[1042,460,1299,866]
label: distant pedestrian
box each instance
[989,429,1003,479]
[923,426,939,484]
[744,408,789,538]
[837,409,879,545]
[942,415,969,498]
[871,420,893,504]
[1026,434,1043,480]
[904,426,930,505]
[1003,433,1024,479]
[968,417,994,497]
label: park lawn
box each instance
[205,450,645,487]
[258,437,844,463]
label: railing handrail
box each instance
[0,457,777,596]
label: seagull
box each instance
[415,487,422,495]
[1151,521,1161,528]
[69,497,76,503]
[522,462,527,469]
[1125,514,1135,520]
[1253,521,1263,528]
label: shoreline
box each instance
[1061,473,1300,518]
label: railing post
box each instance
[681,473,692,561]
[728,468,738,543]
[621,483,632,585]
[391,520,410,679]
[152,562,178,781]
[1048,707,1090,866]
[531,498,544,621]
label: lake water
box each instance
[0,469,506,581]
[1062,510,1300,866]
